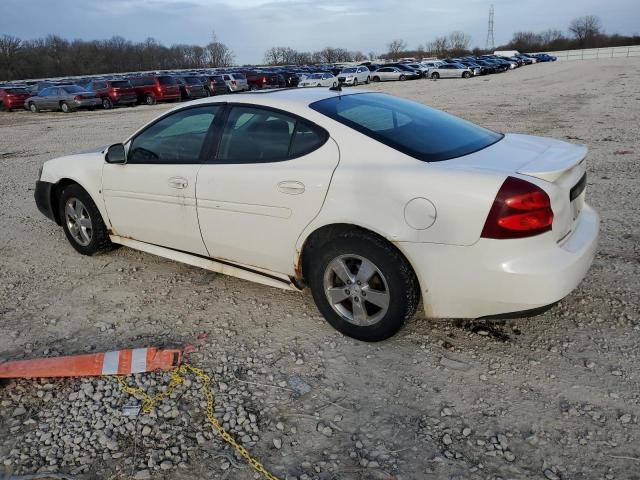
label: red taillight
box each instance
[156,86,162,93]
[481,176,553,239]
[73,95,82,101]
[231,80,237,86]
[261,76,267,84]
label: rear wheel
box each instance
[431,72,440,79]
[366,76,370,84]
[59,184,113,256]
[462,71,471,78]
[60,101,72,113]
[102,97,113,109]
[307,230,420,342]
[0,102,6,112]
[144,94,156,105]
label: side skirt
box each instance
[109,235,301,292]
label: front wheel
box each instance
[59,184,113,256]
[307,230,420,342]
[353,78,358,86]
[102,97,113,109]
[144,94,156,105]
[431,72,440,79]
[462,71,471,78]
[372,76,380,82]
[29,102,39,113]
[399,75,406,81]
[365,76,370,84]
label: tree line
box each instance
[0,33,234,81]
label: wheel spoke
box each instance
[66,203,77,220]
[326,287,349,305]
[79,226,91,243]
[363,287,390,309]
[75,202,85,218]
[329,258,354,285]
[351,300,368,325]
[355,259,377,284]
[78,217,92,229]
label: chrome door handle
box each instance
[168,177,188,189]
[277,181,305,195]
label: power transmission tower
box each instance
[485,4,495,51]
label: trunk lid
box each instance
[443,133,588,243]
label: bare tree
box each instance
[569,15,602,46]
[0,35,22,80]
[386,39,407,60]
[427,36,448,57]
[448,31,471,55]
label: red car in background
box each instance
[127,75,180,105]
[86,79,137,109]
[0,86,31,111]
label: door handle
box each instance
[277,181,305,195]
[168,177,188,189]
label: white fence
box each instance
[537,45,640,61]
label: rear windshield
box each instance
[184,77,201,85]
[62,86,85,94]
[110,80,131,88]
[212,76,224,81]
[232,73,246,80]
[310,93,503,162]
[130,77,153,87]
[157,76,177,86]
[5,88,28,93]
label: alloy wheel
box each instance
[323,254,390,326]
[64,197,93,246]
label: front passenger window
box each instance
[128,106,220,164]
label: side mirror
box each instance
[106,143,126,164]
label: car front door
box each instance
[196,105,340,275]
[102,105,223,255]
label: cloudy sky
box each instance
[1,0,638,64]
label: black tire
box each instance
[0,102,6,112]
[60,101,72,113]
[102,97,113,109]
[366,76,370,84]
[58,184,113,256]
[307,230,420,342]
[144,94,156,105]
[353,78,358,86]
[462,71,471,78]
[431,72,440,79]
[372,76,380,82]
[28,102,39,113]
[399,75,406,81]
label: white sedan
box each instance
[298,73,338,88]
[430,63,474,79]
[35,89,599,341]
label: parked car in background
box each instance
[337,66,370,86]
[430,64,473,79]
[0,86,31,111]
[199,75,228,96]
[223,73,250,92]
[298,73,338,88]
[128,75,180,105]
[86,79,137,109]
[406,63,431,77]
[176,76,208,100]
[532,53,557,62]
[26,85,101,113]
[371,66,418,82]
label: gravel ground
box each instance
[0,57,639,480]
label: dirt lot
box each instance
[1,57,639,480]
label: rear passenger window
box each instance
[217,107,327,163]
[290,122,327,157]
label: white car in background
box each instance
[371,67,416,82]
[430,63,474,79]
[222,73,249,92]
[298,73,338,88]
[337,66,370,86]
[35,89,598,342]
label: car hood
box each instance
[76,145,108,155]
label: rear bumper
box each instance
[395,204,600,318]
[73,98,101,108]
[35,180,56,223]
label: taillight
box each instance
[261,77,267,84]
[156,86,162,94]
[231,80,237,86]
[481,176,553,239]
[73,95,82,101]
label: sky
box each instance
[1,0,638,64]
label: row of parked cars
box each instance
[0,52,556,113]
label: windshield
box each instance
[310,93,503,162]
[157,76,177,85]
[185,77,201,85]
[62,86,85,94]
[308,74,323,79]
[342,68,357,73]
[5,88,28,93]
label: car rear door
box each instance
[196,104,340,275]
[102,105,223,255]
